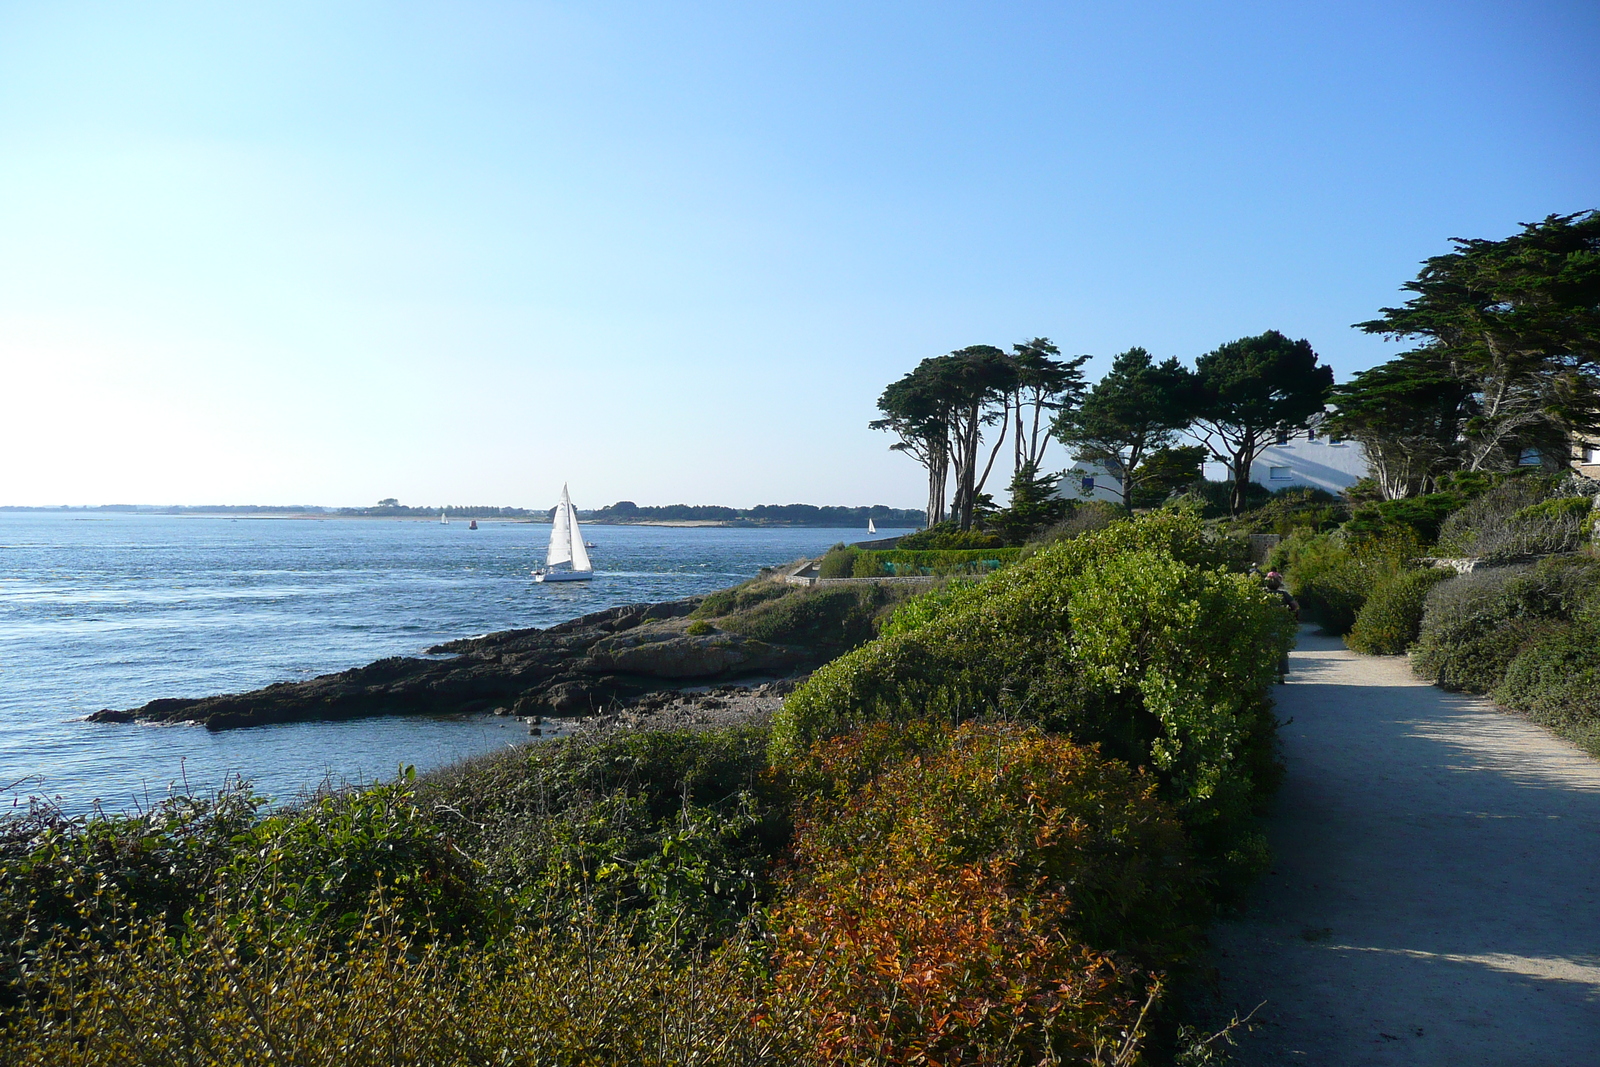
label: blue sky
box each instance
[1,1,1595,509]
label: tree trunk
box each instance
[1229,436,1256,515]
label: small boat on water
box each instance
[534,485,594,583]
[469,520,479,530]
[439,511,449,525]
[867,517,877,535]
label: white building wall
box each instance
[1202,437,1370,493]
[1059,461,1131,505]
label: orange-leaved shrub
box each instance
[770,721,1190,1065]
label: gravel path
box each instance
[1208,627,1600,1065]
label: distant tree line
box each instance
[873,210,1599,525]
[342,503,538,518]
[583,501,923,526]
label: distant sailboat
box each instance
[534,485,594,583]
[440,511,449,525]
[867,518,877,535]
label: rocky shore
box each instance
[88,596,823,731]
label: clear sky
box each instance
[1,1,1596,510]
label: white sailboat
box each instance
[867,518,877,535]
[534,485,594,583]
[440,511,449,525]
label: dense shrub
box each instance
[1163,480,1272,519]
[853,547,1021,576]
[771,722,1181,1063]
[896,522,1005,549]
[771,513,1293,882]
[0,786,262,1004]
[422,726,786,946]
[722,584,901,651]
[692,577,793,618]
[1344,492,1465,543]
[5,901,810,1067]
[0,774,480,1007]
[1030,500,1128,543]
[1226,487,1346,537]
[1345,568,1451,655]
[817,543,858,578]
[1496,618,1600,755]
[1434,475,1598,560]
[1411,553,1600,698]
[1277,531,1422,635]
[1411,564,1548,692]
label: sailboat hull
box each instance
[534,569,593,583]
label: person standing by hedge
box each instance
[1265,571,1299,680]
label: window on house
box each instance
[1518,448,1542,467]
[1275,430,1289,445]
[1587,443,1599,464]
[1081,475,1095,493]
[1329,431,1344,444]
[1268,466,1292,481]
[1307,426,1317,441]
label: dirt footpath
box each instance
[1208,628,1600,1065]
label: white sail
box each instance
[568,498,592,572]
[868,518,877,534]
[546,493,573,567]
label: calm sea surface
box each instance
[0,514,907,815]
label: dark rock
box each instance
[89,593,821,731]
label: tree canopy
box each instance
[1356,210,1600,472]
[1325,353,1474,499]
[1191,330,1333,513]
[1053,347,1193,510]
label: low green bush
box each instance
[770,513,1292,884]
[1345,568,1451,655]
[721,584,901,652]
[6,901,811,1067]
[691,577,792,618]
[859,547,1021,576]
[817,544,858,578]
[1163,479,1272,519]
[1411,564,1546,692]
[422,726,785,947]
[1434,475,1595,560]
[1278,530,1422,635]
[895,523,1005,549]
[1344,492,1465,543]
[1495,618,1600,755]
[1226,487,1347,537]
[1030,500,1128,543]
[1411,554,1600,692]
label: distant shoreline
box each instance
[0,509,916,530]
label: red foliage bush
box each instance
[769,721,1191,1064]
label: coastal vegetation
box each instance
[1264,469,1600,754]
[9,210,1594,1062]
[1,513,1292,1064]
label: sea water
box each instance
[0,513,907,815]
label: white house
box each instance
[1061,424,1373,506]
[1201,432,1371,495]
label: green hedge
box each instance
[1411,556,1600,693]
[770,513,1294,885]
[1345,568,1450,655]
[819,546,1021,578]
[1495,618,1600,755]
[1277,531,1422,635]
[851,548,1022,577]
